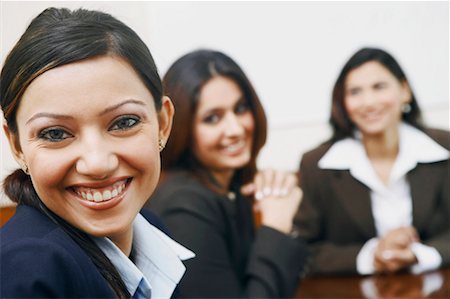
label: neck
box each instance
[109,226,133,257]
[210,169,235,193]
[362,127,400,161]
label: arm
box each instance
[295,151,367,275]
[153,188,307,298]
[0,238,111,298]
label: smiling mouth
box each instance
[222,140,246,154]
[70,178,131,203]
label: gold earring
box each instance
[22,164,29,175]
[159,139,165,151]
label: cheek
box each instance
[27,149,75,191]
[119,136,160,173]
[194,125,220,152]
[343,98,359,118]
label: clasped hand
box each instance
[374,226,419,273]
[241,169,302,234]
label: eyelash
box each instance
[109,115,141,131]
[38,127,72,142]
[203,102,250,124]
[37,115,141,142]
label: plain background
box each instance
[1,1,448,205]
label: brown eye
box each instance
[203,114,220,124]
[235,102,249,114]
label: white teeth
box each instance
[74,182,126,203]
[93,192,102,202]
[224,140,244,153]
[103,190,112,200]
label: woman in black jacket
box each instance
[145,49,309,298]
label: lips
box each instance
[70,178,130,203]
[222,140,246,154]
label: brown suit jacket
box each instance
[295,128,450,275]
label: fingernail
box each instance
[273,188,280,196]
[255,191,263,201]
[263,187,271,196]
[382,250,395,260]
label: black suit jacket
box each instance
[145,171,309,298]
[295,128,450,275]
[0,204,174,298]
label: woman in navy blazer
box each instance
[295,47,449,275]
[0,7,192,298]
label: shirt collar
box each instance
[319,123,449,190]
[92,213,195,298]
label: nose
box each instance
[361,91,377,108]
[223,112,245,137]
[76,134,119,179]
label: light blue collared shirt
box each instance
[92,214,195,298]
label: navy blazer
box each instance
[0,204,171,298]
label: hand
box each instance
[378,226,419,251]
[374,247,418,273]
[241,169,298,200]
[374,226,419,273]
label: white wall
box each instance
[1,1,448,205]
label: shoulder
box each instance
[0,206,111,297]
[147,171,223,217]
[422,127,450,150]
[300,141,334,170]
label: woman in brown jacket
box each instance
[296,47,449,275]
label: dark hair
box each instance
[330,47,423,141]
[1,7,164,298]
[162,49,267,190]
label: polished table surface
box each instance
[296,267,450,298]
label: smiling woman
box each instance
[144,50,309,298]
[295,47,450,276]
[0,7,194,298]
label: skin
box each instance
[192,75,301,234]
[4,55,174,256]
[344,61,417,272]
[193,76,255,188]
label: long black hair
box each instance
[330,47,423,141]
[161,49,267,190]
[1,7,164,298]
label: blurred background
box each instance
[1,1,448,206]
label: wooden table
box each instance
[296,267,450,298]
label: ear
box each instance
[3,123,26,168]
[401,81,412,104]
[157,96,174,147]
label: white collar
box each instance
[319,123,449,191]
[92,213,195,298]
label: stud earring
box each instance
[22,164,29,175]
[159,139,165,152]
[401,103,412,114]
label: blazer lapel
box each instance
[408,163,442,230]
[330,170,377,239]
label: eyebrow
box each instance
[200,96,246,115]
[99,99,147,116]
[26,99,147,125]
